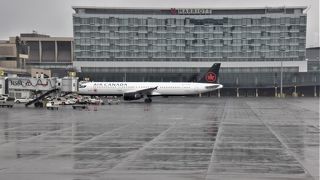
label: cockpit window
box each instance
[79,84,87,88]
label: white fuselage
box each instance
[79,82,223,96]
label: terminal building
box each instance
[0,33,74,77]
[72,6,319,96]
[0,37,29,76]
[19,33,74,77]
[0,33,75,98]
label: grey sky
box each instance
[0,0,318,47]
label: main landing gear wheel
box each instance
[144,98,152,103]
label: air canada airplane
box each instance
[78,63,223,103]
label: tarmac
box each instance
[0,97,319,180]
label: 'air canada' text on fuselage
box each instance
[93,83,128,87]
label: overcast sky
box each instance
[0,0,318,47]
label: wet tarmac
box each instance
[0,97,319,180]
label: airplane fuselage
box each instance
[79,82,223,96]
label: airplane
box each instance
[78,63,223,103]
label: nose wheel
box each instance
[144,98,152,103]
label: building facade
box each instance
[20,33,74,77]
[72,6,317,96]
[0,38,17,68]
[0,37,31,76]
[306,47,320,72]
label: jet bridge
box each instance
[0,77,9,95]
[0,76,78,107]
[8,77,58,91]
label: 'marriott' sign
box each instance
[171,8,212,15]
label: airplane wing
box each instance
[125,86,158,96]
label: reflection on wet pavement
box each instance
[0,98,319,180]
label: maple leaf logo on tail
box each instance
[205,72,216,82]
[198,63,220,83]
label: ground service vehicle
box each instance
[0,95,15,108]
[14,97,34,104]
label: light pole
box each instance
[280,5,286,98]
[280,19,286,98]
[280,58,283,98]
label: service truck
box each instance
[0,95,15,108]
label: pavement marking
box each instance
[205,97,227,179]
[249,103,315,180]
[108,123,175,171]
[41,124,132,159]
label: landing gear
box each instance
[144,98,152,103]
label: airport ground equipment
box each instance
[0,95,14,108]
[25,88,59,107]
[60,77,79,93]
[46,101,59,110]
[107,97,120,105]
[0,77,9,95]
[60,92,72,97]
[14,97,34,104]
[72,104,88,110]
[0,76,79,107]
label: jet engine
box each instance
[123,93,143,101]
